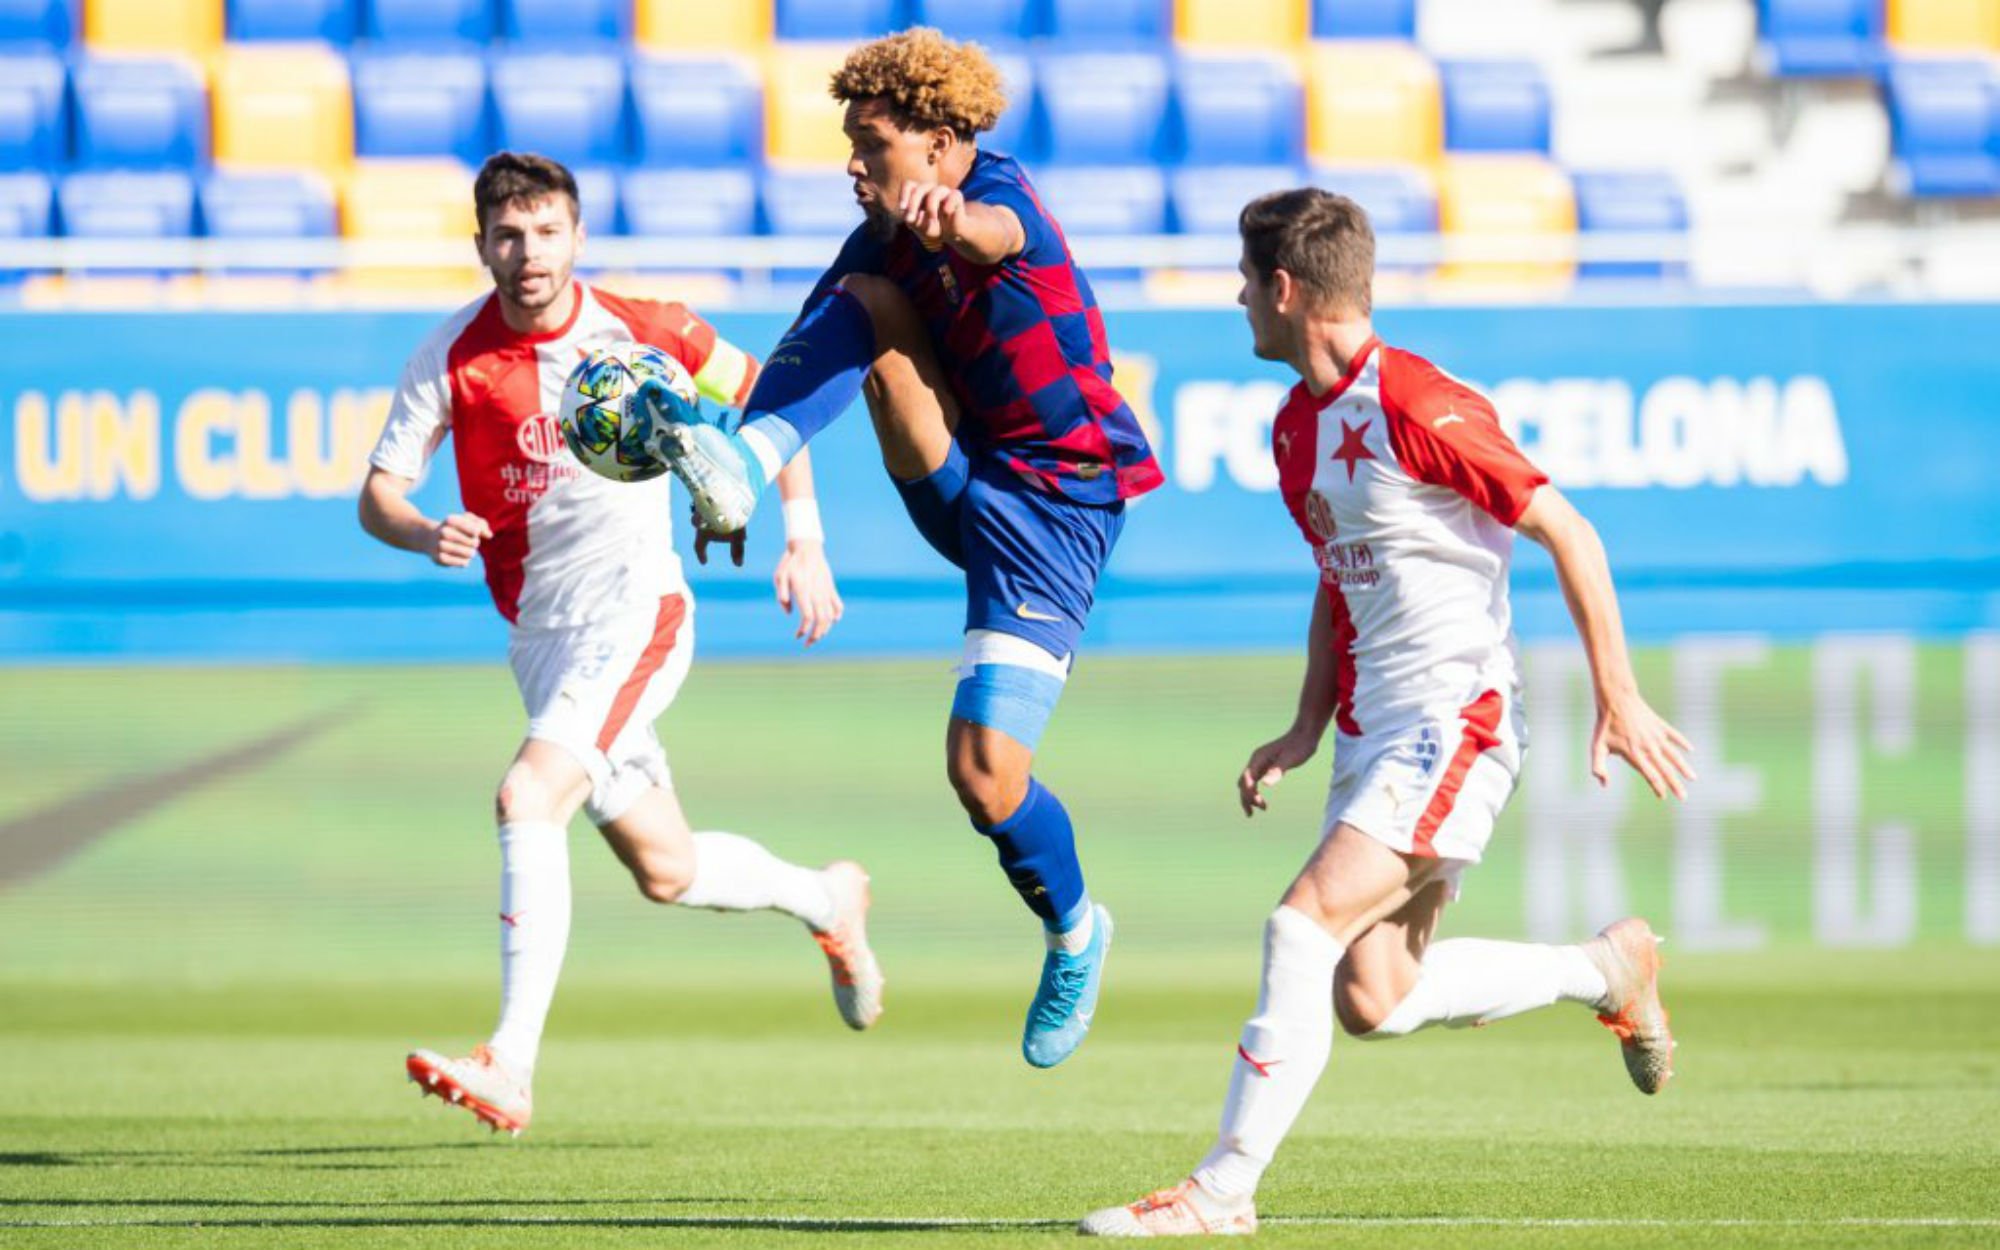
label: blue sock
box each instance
[976,778,1090,934]
[742,285,876,464]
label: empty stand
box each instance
[0,171,55,240]
[72,55,208,170]
[0,49,66,169]
[1887,0,2000,50]
[84,0,222,55]
[634,0,769,50]
[1440,60,1550,153]
[765,43,856,166]
[912,0,1041,44]
[503,0,627,41]
[775,0,898,41]
[211,43,354,177]
[1032,165,1170,233]
[1313,0,1415,38]
[623,167,759,235]
[1761,0,1884,76]
[1048,0,1171,44]
[1038,52,1172,164]
[1572,169,1687,277]
[227,0,357,42]
[200,170,337,239]
[570,164,619,236]
[351,47,487,165]
[490,47,629,168]
[363,0,492,44]
[631,54,763,166]
[1885,58,1999,195]
[1175,54,1304,166]
[984,50,1038,159]
[1306,41,1442,165]
[1435,154,1576,285]
[58,170,198,274]
[1169,162,1302,233]
[1177,0,1307,48]
[1,0,72,43]
[760,167,864,235]
[1311,162,1439,235]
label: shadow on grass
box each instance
[0,1216,1042,1234]
[0,1141,649,1170]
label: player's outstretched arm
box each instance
[358,466,490,568]
[1239,583,1341,817]
[900,181,1025,265]
[1514,485,1695,800]
[770,449,843,647]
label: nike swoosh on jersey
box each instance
[1014,603,1064,623]
[1433,412,1465,429]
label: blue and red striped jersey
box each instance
[806,151,1164,505]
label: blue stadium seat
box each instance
[570,164,619,235]
[72,56,209,169]
[0,170,54,282]
[1175,55,1303,167]
[1572,170,1686,278]
[1038,52,1171,165]
[1760,0,1884,76]
[0,0,73,44]
[228,0,358,42]
[1884,59,1999,197]
[1047,0,1169,44]
[502,0,626,41]
[490,47,628,168]
[985,51,1037,160]
[200,171,337,239]
[761,168,866,236]
[1169,163,1302,234]
[775,0,899,41]
[623,168,757,235]
[912,0,1040,44]
[0,49,66,169]
[630,55,761,167]
[363,0,493,43]
[1313,0,1416,39]
[351,47,488,164]
[58,171,197,275]
[1030,165,1168,234]
[1309,163,1436,267]
[1440,60,1550,153]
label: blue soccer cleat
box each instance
[1022,904,1113,1068]
[635,377,767,534]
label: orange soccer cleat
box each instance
[406,1045,532,1136]
[1585,916,1676,1094]
[1078,1179,1258,1238]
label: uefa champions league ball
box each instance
[558,343,699,484]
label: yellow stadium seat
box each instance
[1887,0,2000,49]
[1306,42,1441,167]
[1178,0,1307,48]
[635,0,772,52]
[766,43,854,167]
[84,0,221,55]
[340,161,480,292]
[211,45,353,178]
[1434,155,1576,289]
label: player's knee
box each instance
[633,854,694,904]
[947,753,1024,827]
[1334,974,1400,1038]
[494,765,551,824]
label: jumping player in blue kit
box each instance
[639,28,1163,1068]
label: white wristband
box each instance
[782,498,825,545]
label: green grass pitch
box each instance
[0,653,1995,1248]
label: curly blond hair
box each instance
[829,27,1008,137]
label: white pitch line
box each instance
[1,1215,1996,1230]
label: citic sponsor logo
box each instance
[516,412,566,464]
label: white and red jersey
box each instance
[370,283,758,629]
[1273,337,1548,738]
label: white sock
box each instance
[1364,939,1609,1038]
[676,831,838,931]
[1193,906,1345,1201]
[738,423,786,485]
[487,820,572,1077]
[1046,899,1095,954]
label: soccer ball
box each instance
[558,343,699,484]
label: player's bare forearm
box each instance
[358,469,435,554]
[1290,582,1340,739]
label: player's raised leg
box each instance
[407,738,588,1136]
[595,783,884,1031]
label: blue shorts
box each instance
[894,443,1125,659]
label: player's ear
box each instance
[1272,268,1297,314]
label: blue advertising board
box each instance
[1,301,1995,661]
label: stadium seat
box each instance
[351,47,486,166]
[1884,58,1999,195]
[634,0,769,51]
[490,48,629,168]
[1168,162,1302,233]
[71,55,208,170]
[0,49,66,170]
[1310,162,1438,234]
[911,0,1041,44]
[1761,0,1885,76]
[1887,0,2000,50]
[1572,169,1687,278]
[1312,0,1416,38]
[57,170,198,273]
[1434,154,1576,286]
[765,43,853,166]
[630,54,762,167]
[623,167,758,235]
[0,171,54,239]
[362,0,492,43]
[200,170,337,239]
[341,159,474,238]
[83,0,221,54]
[1048,0,1171,44]
[1305,42,1442,166]
[775,0,898,40]
[1177,0,1306,48]
[1030,165,1169,234]
[1038,52,1172,164]
[502,0,626,41]
[211,44,355,177]
[227,0,357,42]
[1440,60,1550,153]
[760,167,865,235]
[0,0,74,44]
[985,51,1037,159]
[1175,54,1304,166]
[570,164,619,236]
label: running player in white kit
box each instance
[1080,189,1696,1235]
[358,153,883,1138]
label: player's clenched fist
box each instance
[430,512,492,567]
[900,180,965,250]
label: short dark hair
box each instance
[1238,188,1375,316]
[473,151,579,232]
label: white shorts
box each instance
[509,593,694,827]
[1322,688,1525,871]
